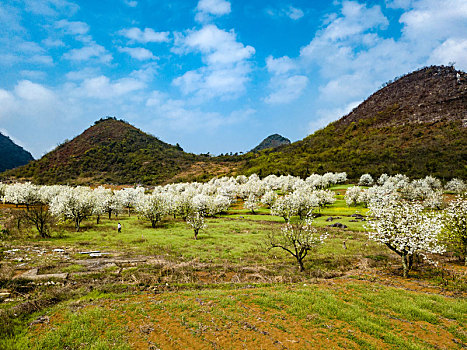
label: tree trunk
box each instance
[298,258,305,272]
[151,220,156,228]
[194,229,199,240]
[75,219,80,232]
[108,210,112,220]
[97,215,100,224]
[402,254,409,278]
[128,207,131,217]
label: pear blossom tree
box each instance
[445,178,466,195]
[186,211,207,240]
[244,194,260,214]
[49,187,94,232]
[366,200,445,277]
[442,197,467,264]
[267,215,328,271]
[115,187,145,216]
[135,193,168,228]
[359,174,374,186]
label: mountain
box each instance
[0,133,34,172]
[251,134,291,152]
[242,66,467,179]
[2,117,237,185]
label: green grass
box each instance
[12,281,466,349]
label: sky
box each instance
[1,0,467,158]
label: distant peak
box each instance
[251,134,291,152]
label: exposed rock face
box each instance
[337,65,467,129]
[0,133,34,172]
[252,134,291,152]
[242,65,467,179]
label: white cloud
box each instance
[429,38,467,70]
[23,0,79,17]
[173,25,255,100]
[286,6,304,20]
[195,0,231,22]
[42,38,65,47]
[266,5,305,20]
[20,70,47,80]
[118,47,156,60]
[266,55,296,75]
[308,101,360,134]
[55,19,89,36]
[75,76,146,99]
[63,44,112,63]
[124,0,138,7]
[265,75,308,104]
[119,27,170,43]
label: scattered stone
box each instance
[79,251,101,255]
[326,216,342,221]
[351,214,364,218]
[53,249,65,253]
[0,292,11,300]
[89,253,110,257]
[327,223,348,229]
[30,316,49,325]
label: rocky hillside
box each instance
[251,134,291,152]
[2,118,238,185]
[0,133,34,172]
[243,66,467,179]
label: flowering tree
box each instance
[366,200,445,277]
[244,194,260,214]
[271,195,298,222]
[445,178,466,195]
[261,190,277,208]
[267,216,328,271]
[442,197,467,264]
[135,193,168,228]
[359,174,374,186]
[115,187,145,216]
[345,186,363,207]
[186,211,207,240]
[49,187,94,232]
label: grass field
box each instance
[1,189,466,349]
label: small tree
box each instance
[366,200,445,277]
[186,211,207,240]
[267,216,328,271]
[244,194,260,214]
[442,196,467,265]
[359,174,374,186]
[135,193,167,228]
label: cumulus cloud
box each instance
[63,43,112,63]
[195,0,231,22]
[308,101,360,134]
[266,5,305,20]
[264,55,307,104]
[173,25,255,100]
[118,47,156,61]
[73,75,146,99]
[55,19,89,36]
[119,27,170,43]
[23,0,79,17]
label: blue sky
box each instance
[1,0,466,158]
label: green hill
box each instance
[0,133,34,172]
[2,117,238,185]
[242,66,467,179]
[251,134,291,152]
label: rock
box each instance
[350,214,364,218]
[0,292,11,300]
[79,251,101,254]
[30,316,49,325]
[325,217,334,222]
[327,223,348,229]
[53,249,65,253]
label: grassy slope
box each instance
[1,190,466,349]
[2,119,238,185]
[242,119,467,180]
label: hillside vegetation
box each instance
[2,118,239,185]
[0,133,33,172]
[251,134,291,152]
[242,66,467,179]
